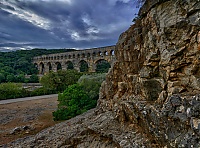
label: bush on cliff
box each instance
[53,73,106,121]
[53,84,93,121]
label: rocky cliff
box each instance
[3,0,200,147]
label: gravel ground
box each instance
[0,96,59,145]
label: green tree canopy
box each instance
[53,73,106,121]
[40,70,82,92]
[53,84,95,121]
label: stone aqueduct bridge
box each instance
[33,45,116,74]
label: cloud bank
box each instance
[0,0,140,51]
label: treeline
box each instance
[0,48,75,83]
[0,70,106,122]
[0,70,80,100]
[0,83,55,100]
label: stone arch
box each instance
[77,54,80,58]
[82,53,85,58]
[111,50,115,56]
[66,61,74,70]
[79,60,89,72]
[55,62,62,71]
[95,59,111,73]
[87,53,91,57]
[104,51,108,56]
[98,51,103,56]
[39,62,45,74]
[47,62,52,72]
[93,52,96,57]
[68,55,71,59]
[73,54,75,58]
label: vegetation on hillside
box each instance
[0,48,74,83]
[0,48,110,120]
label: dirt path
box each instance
[0,96,60,145]
[0,94,58,105]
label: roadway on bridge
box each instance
[0,94,58,105]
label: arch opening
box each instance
[95,59,111,73]
[104,51,108,56]
[39,62,45,74]
[66,61,74,70]
[56,62,62,71]
[47,62,52,72]
[111,50,115,56]
[79,60,89,72]
[82,53,85,58]
[98,51,102,56]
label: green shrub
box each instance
[78,73,106,100]
[53,73,106,121]
[53,84,93,121]
[0,83,29,100]
[30,87,56,96]
[29,74,39,83]
[40,70,82,92]
[95,61,111,73]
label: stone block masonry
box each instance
[33,45,116,74]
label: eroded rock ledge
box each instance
[3,0,200,147]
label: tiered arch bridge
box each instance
[33,45,116,74]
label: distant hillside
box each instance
[0,48,75,83]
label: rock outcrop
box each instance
[2,0,200,147]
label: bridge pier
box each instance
[89,63,96,73]
[52,63,57,72]
[61,63,66,71]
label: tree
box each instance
[53,73,106,121]
[29,74,39,83]
[78,73,106,101]
[0,83,29,100]
[80,61,89,72]
[67,62,74,70]
[95,61,111,73]
[6,74,15,82]
[0,73,5,83]
[53,84,93,121]
[40,70,82,92]
[16,74,25,83]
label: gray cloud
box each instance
[0,0,140,51]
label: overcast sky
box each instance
[0,0,141,51]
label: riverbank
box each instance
[0,96,59,145]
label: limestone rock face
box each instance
[3,0,200,147]
[98,0,200,147]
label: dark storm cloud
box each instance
[0,0,140,51]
